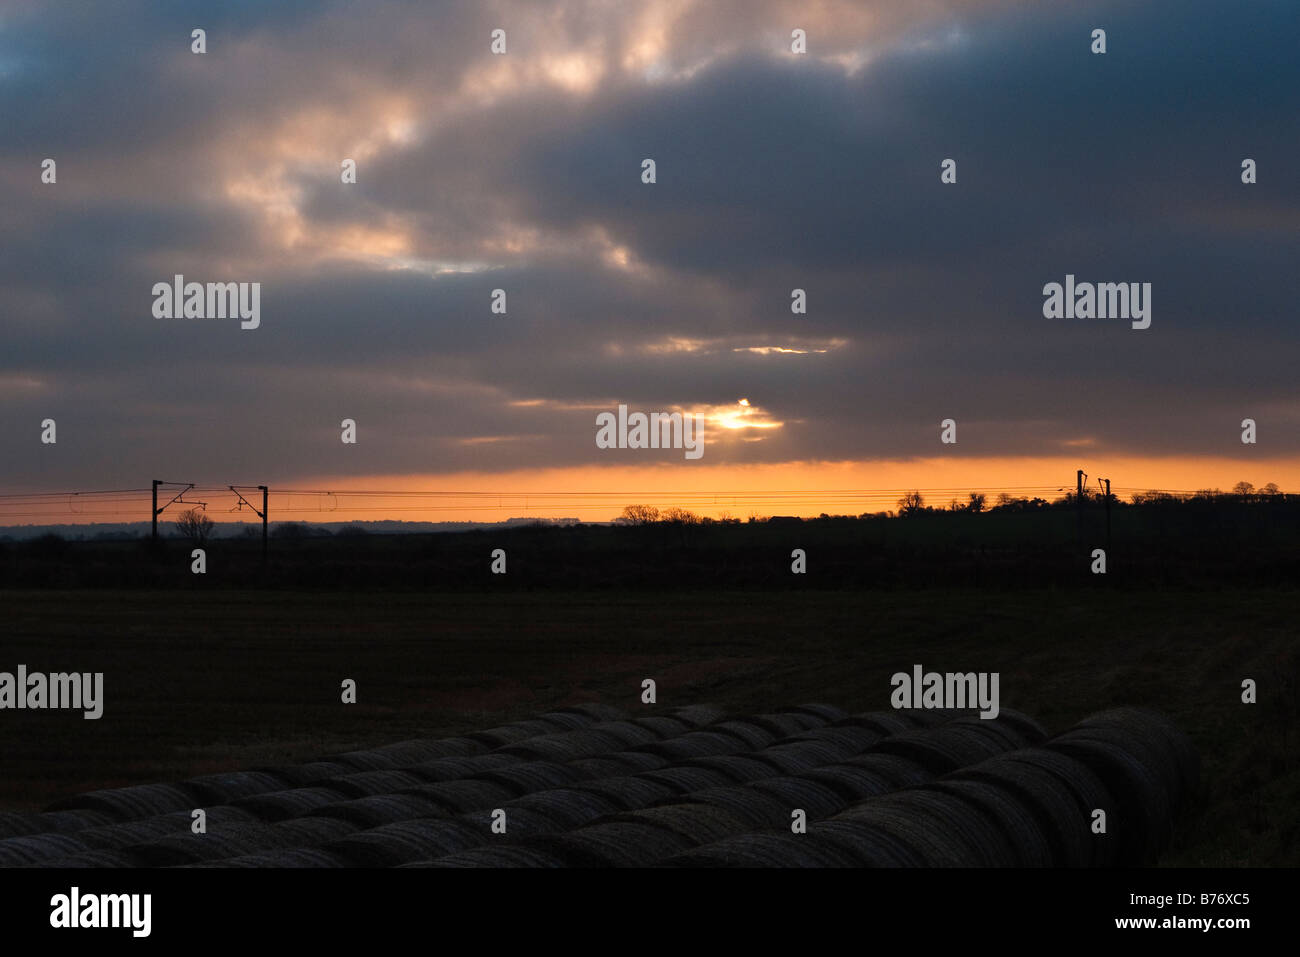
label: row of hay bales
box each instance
[661,707,1198,867]
[401,708,1194,868]
[0,701,631,864]
[410,711,1043,867]
[5,702,939,866]
[3,704,1196,868]
[212,705,970,867]
[1,702,822,865]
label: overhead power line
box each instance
[0,480,1275,524]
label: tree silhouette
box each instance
[897,490,925,516]
[620,504,660,525]
[174,508,213,545]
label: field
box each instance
[1,585,1295,865]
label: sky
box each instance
[1,0,1297,524]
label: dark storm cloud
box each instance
[1,0,1296,489]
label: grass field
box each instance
[1,586,1295,865]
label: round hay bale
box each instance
[272,816,360,846]
[0,811,44,840]
[501,728,625,762]
[1071,710,1198,809]
[557,703,628,723]
[253,761,354,787]
[670,704,728,728]
[603,750,670,772]
[747,777,847,820]
[182,770,291,805]
[577,775,678,810]
[467,724,545,748]
[614,803,750,846]
[551,820,694,867]
[458,805,567,838]
[945,721,1033,757]
[1055,725,1179,807]
[77,817,191,851]
[663,832,860,867]
[774,710,827,730]
[0,833,91,866]
[808,819,929,867]
[745,713,816,738]
[76,806,258,850]
[409,753,519,783]
[802,765,899,803]
[976,750,1117,867]
[839,712,916,737]
[326,819,486,867]
[684,786,792,830]
[631,715,695,738]
[981,707,1050,746]
[232,786,351,822]
[34,848,149,868]
[786,726,884,755]
[1047,734,1170,864]
[399,780,517,815]
[682,754,775,784]
[586,721,660,748]
[505,717,567,736]
[638,765,734,795]
[128,823,290,865]
[706,721,778,750]
[407,844,571,868]
[871,726,1008,775]
[790,703,850,723]
[893,708,961,728]
[745,748,822,775]
[948,716,1040,751]
[322,749,407,772]
[568,753,667,778]
[840,753,934,789]
[35,808,117,833]
[955,759,1093,867]
[421,736,484,757]
[309,793,448,828]
[534,711,598,733]
[766,739,856,766]
[190,847,352,868]
[832,794,984,866]
[373,737,486,765]
[474,761,590,795]
[46,783,196,822]
[563,757,627,778]
[325,769,426,798]
[507,788,621,829]
[929,778,1055,866]
[872,789,1019,866]
[639,731,747,762]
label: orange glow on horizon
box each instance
[178,456,1300,525]
[5,456,1297,527]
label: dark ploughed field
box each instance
[1,586,1295,865]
